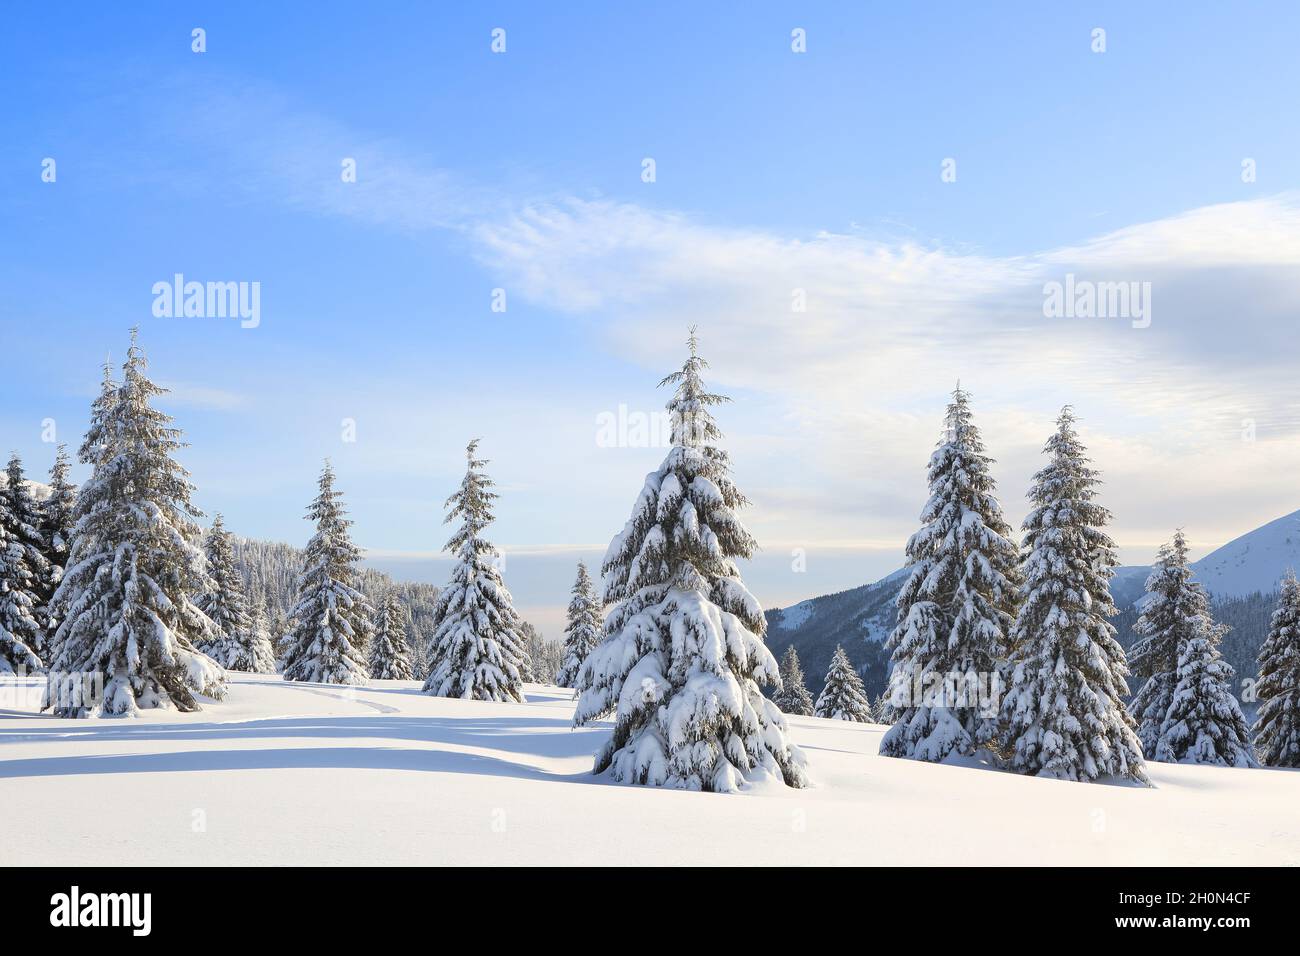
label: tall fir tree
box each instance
[244,600,277,675]
[0,504,42,674]
[815,645,874,721]
[283,462,373,685]
[1128,531,1208,755]
[269,605,293,673]
[517,621,537,683]
[554,560,602,689]
[0,452,48,669]
[1156,611,1255,766]
[872,691,892,725]
[773,645,815,717]
[520,620,562,684]
[999,409,1147,783]
[414,616,437,681]
[423,441,527,701]
[880,386,1020,762]
[44,364,115,673]
[197,514,257,670]
[1254,570,1300,767]
[574,330,807,791]
[369,591,414,680]
[44,332,224,716]
[38,444,77,646]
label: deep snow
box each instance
[1,672,1296,866]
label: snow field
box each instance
[2,672,1296,866]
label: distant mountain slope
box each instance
[766,510,1300,696]
[0,474,51,502]
[764,569,905,698]
[1189,509,1300,598]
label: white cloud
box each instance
[149,79,1300,559]
[473,192,1300,553]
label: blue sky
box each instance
[5,2,1300,634]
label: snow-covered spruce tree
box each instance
[282,462,373,685]
[1254,570,1300,767]
[773,645,815,717]
[517,622,537,683]
[0,452,48,669]
[554,560,602,689]
[37,444,77,638]
[369,592,414,680]
[1156,612,1255,766]
[815,645,874,721]
[44,333,224,716]
[880,386,1020,762]
[43,367,114,672]
[409,625,428,680]
[197,514,256,669]
[1128,531,1206,756]
[0,506,42,674]
[269,606,293,673]
[574,330,807,791]
[872,692,892,725]
[1128,530,1196,754]
[999,409,1147,783]
[423,440,527,701]
[245,600,277,675]
[521,620,563,684]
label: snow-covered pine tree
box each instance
[872,692,892,725]
[999,408,1147,783]
[282,462,372,685]
[1128,531,1206,755]
[518,624,536,683]
[423,440,527,701]
[197,514,256,669]
[37,444,77,642]
[44,332,225,716]
[410,626,428,680]
[369,591,414,680]
[245,600,277,675]
[43,366,114,673]
[815,645,874,721]
[773,645,815,716]
[573,330,807,791]
[269,606,293,673]
[880,385,1020,762]
[0,486,42,675]
[521,620,563,684]
[1254,570,1300,767]
[2,452,51,661]
[554,560,602,689]
[1156,610,1255,767]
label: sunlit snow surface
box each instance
[1,672,1296,865]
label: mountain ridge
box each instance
[765,508,1300,697]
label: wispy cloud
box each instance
[136,74,1300,552]
[158,382,249,411]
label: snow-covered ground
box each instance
[1,672,1296,866]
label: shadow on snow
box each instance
[0,713,609,783]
